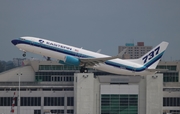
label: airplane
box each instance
[11,36,169,76]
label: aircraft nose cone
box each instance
[11,39,19,45]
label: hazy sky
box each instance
[0,1,180,61]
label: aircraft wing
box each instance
[80,56,117,66]
[80,48,127,66]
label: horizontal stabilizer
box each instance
[146,69,169,72]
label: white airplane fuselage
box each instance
[11,37,168,76]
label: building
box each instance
[0,59,180,114]
[0,59,113,114]
[13,58,27,67]
[157,61,180,114]
[0,59,160,114]
[118,42,152,59]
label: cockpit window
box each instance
[19,38,25,40]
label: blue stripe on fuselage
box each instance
[14,38,163,72]
[105,51,163,72]
[14,38,89,58]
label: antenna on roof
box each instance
[133,39,134,44]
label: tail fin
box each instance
[130,41,169,69]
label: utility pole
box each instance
[11,92,16,114]
[17,73,22,114]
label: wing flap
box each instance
[79,48,127,66]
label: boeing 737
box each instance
[11,37,169,76]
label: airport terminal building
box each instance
[0,59,180,114]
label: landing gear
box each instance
[22,52,26,57]
[47,57,51,61]
[80,67,88,73]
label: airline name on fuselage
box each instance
[39,40,72,51]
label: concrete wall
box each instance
[0,66,35,82]
[138,76,146,114]
[93,76,100,114]
[146,74,163,114]
[74,73,95,114]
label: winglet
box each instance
[97,49,101,53]
[117,48,127,58]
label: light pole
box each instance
[17,73,22,114]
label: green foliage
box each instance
[0,60,16,73]
[0,62,4,73]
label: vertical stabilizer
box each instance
[130,41,169,69]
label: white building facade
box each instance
[0,60,179,114]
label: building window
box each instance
[44,97,64,106]
[20,97,41,106]
[170,110,180,113]
[50,110,64,113]
[101,94,138,114]
[0,97,17,106]
[163,97,180,106]
[157,65,177,71]
[163,72,179,82]
[39,65,80,70]
[67,110,74,114]
[34,110,41,114]
[67,97,74,106]
[64,88,74,91]
[35,72,74,82]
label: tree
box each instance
[0,60,16,73]
[5,61,15,71]
[0,61,4,73]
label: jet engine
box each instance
[59,55,80,66]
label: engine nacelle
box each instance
[59,55,80,66]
